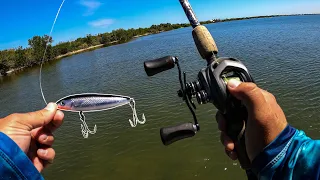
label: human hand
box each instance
[216,80,288,161]
[0,103,64,172]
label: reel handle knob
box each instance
[144,56,176,76]
[160,123,197,145]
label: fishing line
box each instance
[39,0,66,105]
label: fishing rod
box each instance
[143,0,257,179]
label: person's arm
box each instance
[0,132,44,180]
[252,125,320,179]
[217,80,320,179]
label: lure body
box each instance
[56,93,131,112]
[55,93,146,138]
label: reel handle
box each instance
[144,56,176,76]
[160,123,197,145]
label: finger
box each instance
[32,155,53,172]
[18,103,58,130]
[227,80,266,110]
[45,110,64,132]
[37,148,55,162]
[220,132,235,151]
[30,127,55,146]
[31,146,55,172]
[225,149,238,160]
[32,157,45,172]
[216,111,226,131]
[37,130,54,146]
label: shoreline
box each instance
[2,33,155,76]
[1,41,119,76]
[55,40,121,59]
[1,14,319,77]
[53,33,155,61]
[55,44,104,59]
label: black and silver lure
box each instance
[56,93,146,138]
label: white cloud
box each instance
[89,19,114,28]
[79,0,102,16]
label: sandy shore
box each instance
[133,33,151,38]
[55,44,105,59]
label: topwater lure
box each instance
[56,93,146,138]
[38,0,146,138]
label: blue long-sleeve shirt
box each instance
[0,125,319,179]
[0,132,44,180]
[251,125,320,179]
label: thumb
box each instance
[227,79,266,110]
[22,103,57,130]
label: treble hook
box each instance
[128,98,146,127]
[79,111,97,138]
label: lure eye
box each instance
[60,101,65,106]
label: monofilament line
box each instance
[39,0,66,105]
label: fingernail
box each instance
[45,103,56,111]
[39,149,48,156]
[228,79,241,88]
[39,134,48,141]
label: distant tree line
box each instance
[0,14,316,75]
[0,23,191,75]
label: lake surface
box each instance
[1,15,320,180]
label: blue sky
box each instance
[0,0,319,50]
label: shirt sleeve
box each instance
[0,132,44,180]
[251,125,320,180]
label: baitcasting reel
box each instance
[144,56,254,169]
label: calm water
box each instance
[1,15,320,180]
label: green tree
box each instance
[23,48,35,67]
[1,49,16,68]
[28,35,53,64]
[15,46,26,67]
[101,33,112,44]
[0,60,9,75]
[85,34,99,46]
